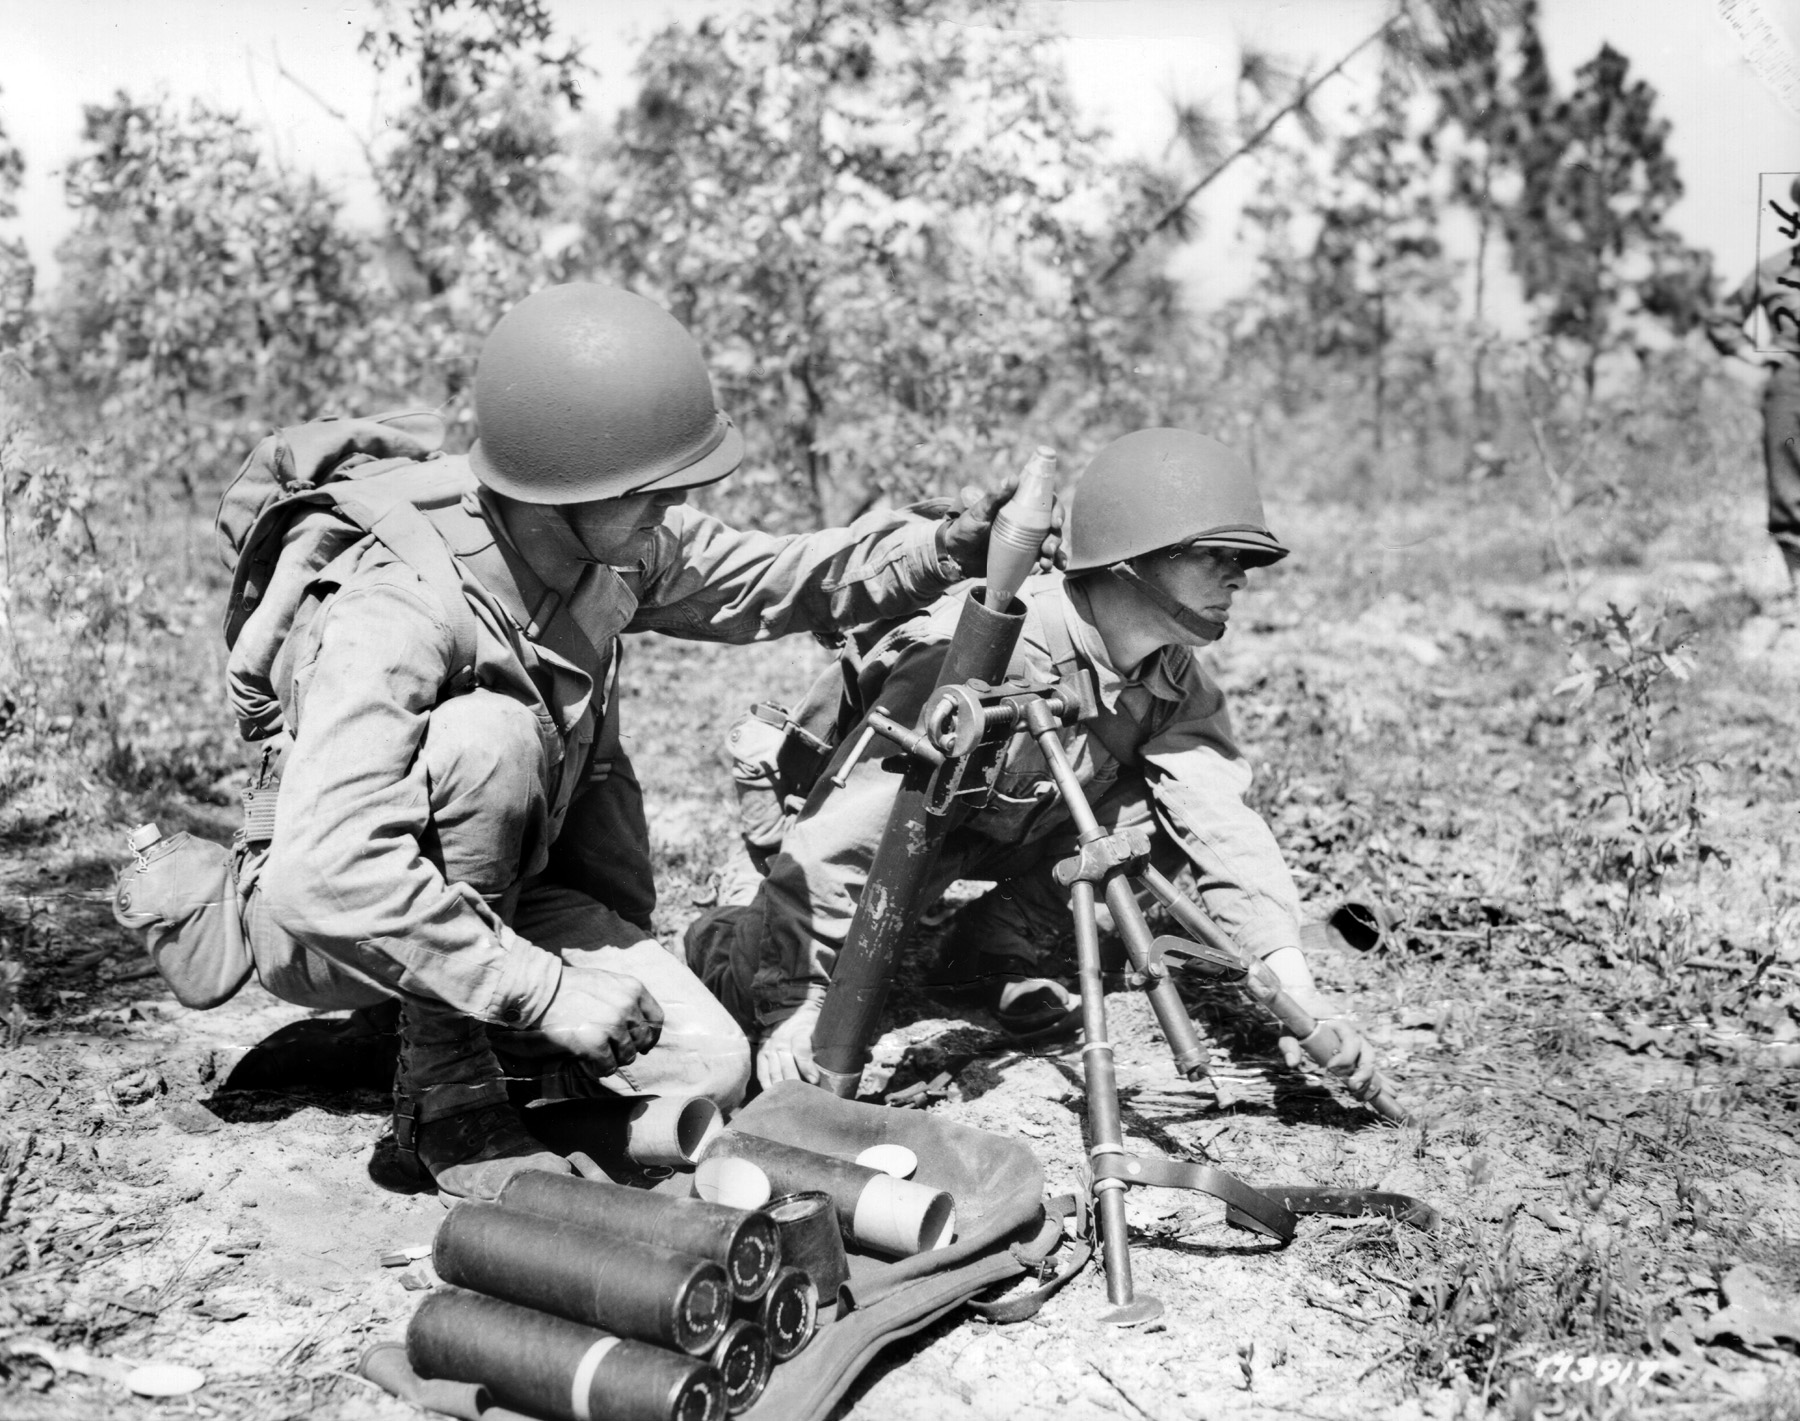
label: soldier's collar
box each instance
[480,490,602,597]
[1058,579,1185,705]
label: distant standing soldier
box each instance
[1707,175,1800,604]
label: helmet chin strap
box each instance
[1108,565,1226,644]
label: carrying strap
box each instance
[435,496,615,728]
[1091,1153,1298,1241]
[964,1194,1093,1324]
[1033,587,1144,769]
[329,481,482,695]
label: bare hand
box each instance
[535,966,665,1074]
[754,999,822,1090]
[937,477,1066,577]
[1279,1017,1377,1095]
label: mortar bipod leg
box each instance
[1071,877,1163,1328]
[1021,694,1209,1084]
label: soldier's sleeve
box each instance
[624,505,965,642]
[259,569,564,1027]
[1138,659,1304,960]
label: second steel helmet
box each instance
[1063,428,1288,573]
[469,283,744,504]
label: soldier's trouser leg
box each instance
[1764,363,1800,581]
[503,887,750,1112]
[567,750,658,935]
[247,690,568,1198]
[944,772,1184,974]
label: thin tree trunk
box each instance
[1471,146,1494,432]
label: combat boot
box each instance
[927,953,1081,1039]
[391,999,571,1201]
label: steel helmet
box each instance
[469,283,744,504]
[1064,429,1288,572]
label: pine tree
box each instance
[1499,35,1711,395]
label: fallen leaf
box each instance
[1527,1201,1577,1232]
[163,1101,221,1135]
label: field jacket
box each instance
[252,454,965,1027]
[756,570,1303,1018]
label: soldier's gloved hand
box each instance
[936,479,1066,576]
[535,966,665,1074]
[1279,1017,1377,1095]
[755,998,822,1090]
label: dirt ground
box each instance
[3,488,1799,1420]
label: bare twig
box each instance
[270,45,381,178]
[1096,17,1394,287]
[1354,1341,1410,1382]
[1526,415,1579,599]
[1089,1360,1165,1421]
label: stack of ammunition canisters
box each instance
[409,1173,800,1421]
[404,1135,960,1421]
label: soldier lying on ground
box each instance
[686,429,1377,1093]
[212,284,1038,1199]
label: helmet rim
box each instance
[471,412,744,505]
[1062,428,1288,573]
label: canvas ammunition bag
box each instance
[362,1083,1084,1421]
[716,1083,1082,1420]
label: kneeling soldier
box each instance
[687,429,1376,1092]
[198,285,1022,1198]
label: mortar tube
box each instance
[433,1201,731,1355]
[736,1265,818,1361]
[703,1131,956,1257]
[811,590,1027,1095]
[497,1172,780,1303]
[408,1286,724,1421]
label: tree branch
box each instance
[269,44,381,179]
[1095,16,1395,289]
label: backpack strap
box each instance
[429,497,614,721]
[323,480,481,695]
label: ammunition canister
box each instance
[708,1320,770,1415]
[434,1201,730,1355]
[408,1286,723,1421]
[499,1171,780,1302]
[705,1131,956,1257]
[738,1264,817,1362]
[763,1190,849,1301]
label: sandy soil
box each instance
[4,515,1799,1421]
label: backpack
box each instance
[215,411,483,741]
[116,412,598,1008]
